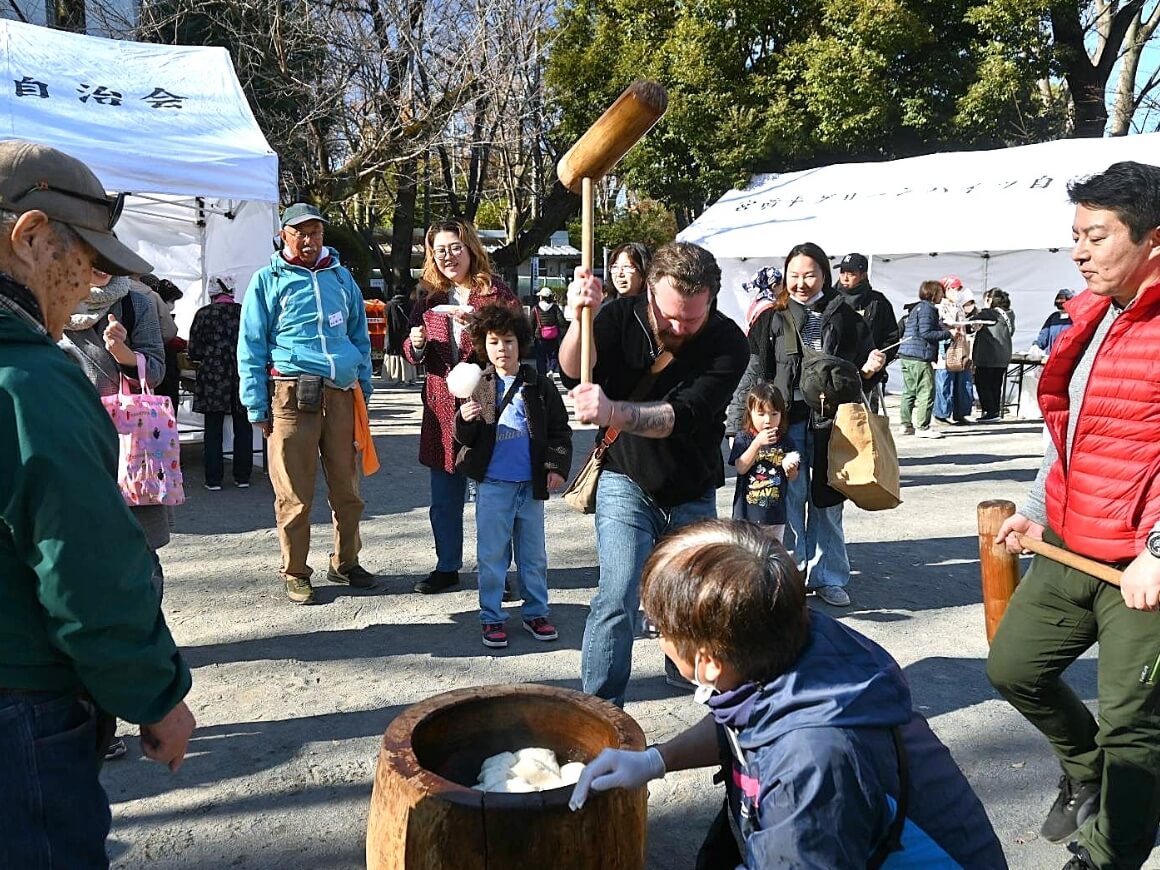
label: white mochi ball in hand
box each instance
[447,361,483,399]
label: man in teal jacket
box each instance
[239,203,374,604]
[0,140,194,868]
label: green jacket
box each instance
[0,306,190,723]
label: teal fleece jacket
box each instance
[0,307,191,723]
[238,248,372,422]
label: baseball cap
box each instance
[537,287,554,298]
[281,203,328,228]
[839,253,868,273]
[959,289,977,306]
[940,275,964,292]
[0,140,150,276]
[1055,288,1075,300]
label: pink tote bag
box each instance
[100,352,185,507]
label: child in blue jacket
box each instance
[570,520,1007,869]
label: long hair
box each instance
[768,241,832,312]
[419,219,494,296]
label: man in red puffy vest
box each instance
[987,160,1160,870]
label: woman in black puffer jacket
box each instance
[897,280,952,437]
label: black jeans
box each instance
[203,409,254,486]
[974,366,1005,418]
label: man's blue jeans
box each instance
[0,691,110,869]
[784,419,850,590]
[582,471,716,706]
[934,368,974,420]
[475,479,549,625]
[430,467,467,572]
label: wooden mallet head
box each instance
[556,81,668,193]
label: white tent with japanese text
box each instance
[0,18,279,332]
[679,133,1160,352]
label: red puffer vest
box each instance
[1039,282,1160,563]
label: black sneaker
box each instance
[414,570,459,594]
[1041,775,1100,843]
[1062,842,1097,869]
[327,564,376,589]
[104,736,128,761]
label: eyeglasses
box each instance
[284,224,324,240]
[433,242,466,259]
[610,264,638,274]
[9,182,125,230]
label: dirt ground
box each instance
[101,381,1147,869]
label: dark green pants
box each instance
[899,358,935,429]
[987,530,1160,868]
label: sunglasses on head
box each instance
[10,182,125,230]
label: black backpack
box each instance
[782,312,862,418]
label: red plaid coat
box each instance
[403,279,519,472]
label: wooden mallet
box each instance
[977,499,1123,642]
[556,81,668,383]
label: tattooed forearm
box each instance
[615,400,676,438]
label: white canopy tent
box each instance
[680,133,1160,352]
[0,19,279,333]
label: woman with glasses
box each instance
[404,219,520,594]
[606,242,650,299]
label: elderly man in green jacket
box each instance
[0,140,194,868]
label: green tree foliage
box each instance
[566,199,677,251]
[548,0,1145,219]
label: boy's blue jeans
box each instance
[582,471,716,706]
[476,479,549,625]
[0,691,110,869]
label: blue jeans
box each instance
[475,479,549,625]
[784,420,850,589]
[430,467,467,572]
[0,691,110,869]
[934,368,974,420]
[582,471,717,705]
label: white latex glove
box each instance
[568,746,665,811]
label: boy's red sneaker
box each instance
[482,623,508,648]
[522,617,558,642]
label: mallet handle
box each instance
[1016,533,1123,587]
[580,177,594,384]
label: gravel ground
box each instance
[101,382,1153,869]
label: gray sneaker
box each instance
[815,585,851,606]
[915,427,943,439]
[284,575,316,605]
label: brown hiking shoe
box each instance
[284,575,316,605]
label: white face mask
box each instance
[692,652,719,705]
[538,298,552,309]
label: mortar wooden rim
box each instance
[379,683,646,811]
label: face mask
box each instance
[538,299,552,309]
[692,652,718,705]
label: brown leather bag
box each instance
[945,331,972,372]
[561,351,674,513]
